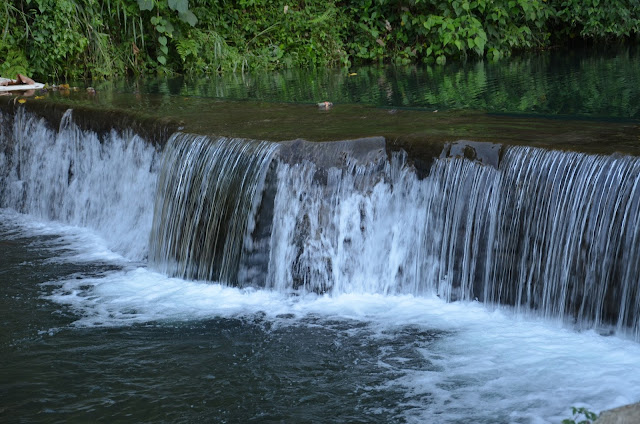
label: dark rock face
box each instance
[440,140,502,168]
[277,137,388,169]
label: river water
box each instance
[2,50,640,423]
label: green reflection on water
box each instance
[5,49,640,155]
[83,48,640,120]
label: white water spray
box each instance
[2,108,639,336]
[0,108,159,260]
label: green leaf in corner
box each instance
[137,0,154,11]
[158,36,167,46]
[178,10,198,27]
[168,0,189,13]
[157,55,167,65]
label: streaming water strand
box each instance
[148,133,278,283]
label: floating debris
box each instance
[0,74,44,92]
[318,101,333,110]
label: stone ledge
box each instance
[596,402,640,424]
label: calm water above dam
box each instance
[2,50,640,423]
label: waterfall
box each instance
[1,106,639,337]
[265,150,498,298]
[148,133,279,284]
[485,147,640,331]
[264,144,640,336]
[0,108,159,260]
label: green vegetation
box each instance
[1,0,639,80]
[562,406,598,424]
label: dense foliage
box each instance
[1,0,638,80]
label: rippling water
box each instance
[90,48,640,120]
[3,211,640,423]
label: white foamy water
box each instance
[1,109,159,260]
[45,258,640,424]
[20,213,634,424]
[2,187,638,423]
[0,208,128,264]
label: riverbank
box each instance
[2,0,639,80]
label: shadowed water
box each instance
[89,48,640,120]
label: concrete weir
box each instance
[2,98,640,339]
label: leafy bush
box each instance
[552,0,640,40]
[1,0,638,80]
[342,0,553,64]
[562,406,598,424]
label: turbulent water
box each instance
[142,119,640,337]
[2,108,640,422]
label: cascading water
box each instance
[148,133,278,284]
[140,131,640,337]
[0,108,159,260]
[4,105,640,422]
[485,147,640,332]
[1,107,639,338]
[265,144,640,336]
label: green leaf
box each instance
[164,21,175,35]
[168,0,189,13]
[160,45,169,55]
[178,10,198,26]
[158,35,167,46]
[454,39,463,50]
[474,34,486,52]
[137,0,154,11]
[157,55,167,65]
